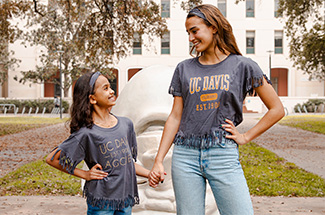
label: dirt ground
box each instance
[0,114,324,214]
[0,122,70,178]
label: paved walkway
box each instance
[0,114,324,214]
[0,195,324,215]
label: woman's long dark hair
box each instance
[69,72,94,134]
[188,4,242,56]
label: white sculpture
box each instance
[112,65,220,215]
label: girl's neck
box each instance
[199,49,230,65]
[92,108,117,128]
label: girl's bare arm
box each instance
[134,162,150,178]
[46,149,108,181]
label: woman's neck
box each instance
[199,49,230,65]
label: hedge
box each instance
[0,99,69,114]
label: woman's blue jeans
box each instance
[87,204,132,215]
[172,142,253,215]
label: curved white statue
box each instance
[112,65,220,215]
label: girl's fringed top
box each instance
[50,116,138,210]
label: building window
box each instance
[270,68,288,96]
[274,30,283,54]
[246,31,255,54]
[270,77,279,94]
[128,68,142,81]
[161,0,170,18]
[110,69,119,97]
[274,0,282,17]
[189,42,196,56]
[161,32,170,54]
[54,78,60,97]
[246,0,254,17]
[218,0,227,17]
[133,33,142,55]
[44,72,60,97]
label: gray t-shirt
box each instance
[50,116,138,210]
[169,54,271,148]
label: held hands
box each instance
[85,163,108,181]
[221,119,249,145]
[148,162,166,188]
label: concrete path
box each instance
[0,195,324,215]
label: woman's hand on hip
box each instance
[222,119,249,145]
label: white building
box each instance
[1,0,325,113]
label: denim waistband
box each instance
[173,130,236,149]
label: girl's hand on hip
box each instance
[222,119,249,145]
[86,163,108,181]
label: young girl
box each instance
[46,71,150,215]
[149,4,285,215]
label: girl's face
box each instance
[91,75,116,108]
[185,16,216,54]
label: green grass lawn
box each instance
[278,115,325,134]
[0,117,68,136]
[240,142,325,197]
[0,158,83,196]
[0,115,324,197]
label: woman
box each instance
[149,4,284,215]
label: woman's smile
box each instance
[186,16,215,53]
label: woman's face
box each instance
[185,16,216,54]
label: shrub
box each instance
[294,99,325,113]
[0,99,69,114]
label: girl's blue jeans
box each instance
[87,204,132,215]
[172,142,254,215]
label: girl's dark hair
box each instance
[187,4,242,56]
[69,72,94,134]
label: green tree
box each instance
[180,0,202,12]
[278,0,324,81]
[1,0,204,93]
[2,0,167,96]
[0,0,29,85]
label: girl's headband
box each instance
[188,8,207,21]
[89,71,101,92]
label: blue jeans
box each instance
[172,142,253,215]
[87,204,132,215]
